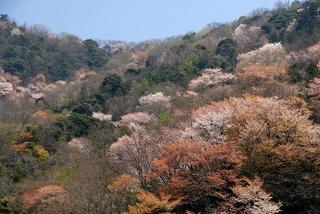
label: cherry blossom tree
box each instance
[182,103,232,144]
[0,81,13,96]
[119,112,155,126]
[138,92,171,114]
[183,95,319,148]
[237,43,287,67]
[43,81,82,112]
[227,96,320,211]
[228,96,319,150]
[108,125,160,187]
[178,95,319,211]
[67,137,92,152]
[233,24,261,53]
[234,24,249,51]
[212,178,282,213]
[188,68,236,91]
[289,44,320,67]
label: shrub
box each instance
[157,111,171,126]
[237,65,287,80]
[72,103,93,116]
[288,61,319,83]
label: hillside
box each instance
[0,0,320,213]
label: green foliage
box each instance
[262,0,320,49]
[295,1,320,42]
[0,197,14,214]
[182,59,200,77]
[78,86,93,104]
[34,110,119,153]
[212,55,231,71]
[2,58,26,76]
[145,55,158,69]
[88,121,121,150]
[101,74,127,98]
[0,18,109,82]
[182,32,196,40]
[262,9,297,42]
[157,111,171,126]
[55,166,77,183]
[214,38,237,71]
[244,149,320,213]
[190,43,213,70]
[61,113,97,139]
[83,39,108,69]
[155,66,188,86]
[72,103,93,116]
[47,52,73,81]
[35,148,49,162]
[288,61,320,83]
[1,2,320,213]
[144,40,214,87]
[33,123,64,153]
[26,143,49,162]
[5,155,36,183]
[0,124,21,145]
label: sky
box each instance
[1,0,289,42]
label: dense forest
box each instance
[1,0,320,213]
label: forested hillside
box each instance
[1,0,320,213]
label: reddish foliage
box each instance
[151,141,244,211]
[21,185,66,208]
[18,131,33,143]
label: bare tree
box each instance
[0,95,37,126]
